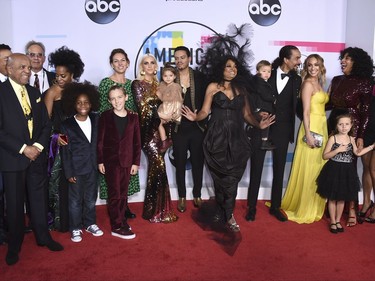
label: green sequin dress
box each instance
[98,77,140,199]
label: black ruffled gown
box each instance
[204,92,251,220]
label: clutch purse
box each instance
[302,131,323,147]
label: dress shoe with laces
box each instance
[125,208,136,219]
[193,197,202,208]
[269,208,288,222]
[177,197,186,213]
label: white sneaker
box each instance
[71,229,83,242]
[85,224,104,237]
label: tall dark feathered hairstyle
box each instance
[199,23,255,96]
[61,81,100,117]
[49,46,85,80]
[340,47,374,78]
[199,23,254,79]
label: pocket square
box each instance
[36,97,41,103]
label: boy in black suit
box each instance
[60,82,103,243]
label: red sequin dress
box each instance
[327,75,372,138]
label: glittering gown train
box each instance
[281,91,328,224]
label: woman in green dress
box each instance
[98,48,140,218]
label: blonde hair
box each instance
[301,54,326,86]
[136,53,159,82]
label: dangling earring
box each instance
[140,70,145,76]
[153,70,157,75]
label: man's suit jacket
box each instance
[45,68,55,87]
[97,110,141,168]
[0,79,51,171]
[268,69,301,142]
[61,113,99,179]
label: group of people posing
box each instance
[0,38,374,266]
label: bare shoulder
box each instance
[44,85,61,100]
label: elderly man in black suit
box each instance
[0,53,63,266]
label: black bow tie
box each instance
[281,73,290,79]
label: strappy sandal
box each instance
[330,223,338,234]
[346,216,357,227]
[336,222,344,233]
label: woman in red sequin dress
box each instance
[131,54,178,223]
[327,47,374,226]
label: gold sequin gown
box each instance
[132,79,178,223]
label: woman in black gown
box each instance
[182,55,273,232]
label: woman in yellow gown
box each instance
[281,54,328,223]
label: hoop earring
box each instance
[153,70,157,75]
[140,71,145,76]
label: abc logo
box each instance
[248,0,281,26]
[85,0,120,24]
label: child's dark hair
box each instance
[107,85,127,99]
[333,113,353,136]
[62,81,100,116]
[162,62,177,76]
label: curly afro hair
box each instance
[340,47,374,78]
[61,81,100,117]
[49,46,85,80]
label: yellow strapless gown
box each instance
[281,91,329,223]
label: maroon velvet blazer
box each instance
[97,110,141,168]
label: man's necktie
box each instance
[20,86,33,138]
[34,74,40,91]
[281,73,290,79]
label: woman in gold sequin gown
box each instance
[131,54,178,223]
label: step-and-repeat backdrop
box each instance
[8,0,348,202]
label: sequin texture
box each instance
[132,79,178,223]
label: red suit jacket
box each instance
[97,110,141,168]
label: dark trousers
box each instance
[172,124,204,198]
[105,165,131,230]
[0,172,6,241]
[214,180,238,221]
[248,122,292,209]
[68,170,98,231]
[3,161,51,255]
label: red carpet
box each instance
[1,200,375,281]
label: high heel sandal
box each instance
[227,215,240,232]
[346,212,357,227]
[358,200,374,224]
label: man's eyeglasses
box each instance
[27,53,44,58]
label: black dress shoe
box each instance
[6,251,19,265]
[125,208,136,219]
[245,207,256,221]
[269,208,288,222]
[24,225,33,233]
[38,240,64,251]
